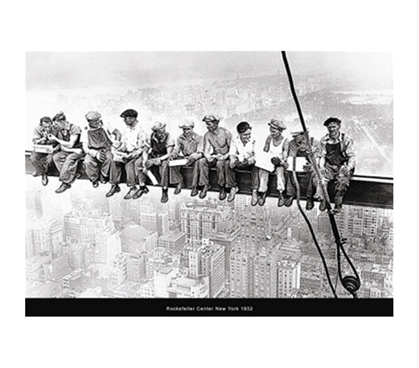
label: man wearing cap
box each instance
[284,130,321,209]
[257,118,289,207]
[314,117,356,212]
[198,114,233,200]
[225,121,259,204]
[81,111,122,188]
[48,112,84,193]
[137,121,175,203]
[30,116,60,186]
[107,109,146,199]
[168,119,204,196]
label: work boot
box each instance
[42,173,48,186]
[106,184,120,198]
[284,196,294,207]
[174,182,183,195]
[278,192,285,207]
[251,190,259,206]
[92,180,99,188]
[227,186,239,202]
[199,185,211,199]
[124,186,138,200]
[334,196,343,212]
[319,200,326,212]
[258,192,267,206]
[191,187,199,197]
[219,187,227,201]
[305,198,314,211]
[161,189,169,203]
[133,186,149,199]
[55,183,71,194]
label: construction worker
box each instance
[106,109,146,199]
[81,111,121,188]
[138,121,175,203]
[258,118,289,207]
[226,121,259,204]
[197,114,233,200]
[284,130,321,210]
[314,117,356,212]
[49,112,84,194]
[30,116,59,186]
[168,119,204,196]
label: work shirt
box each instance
[319,132,355,169]
[172,132,204,157]
[145,132,175,158]
[120,122,146,153]
[80,122,114,150]
[228,135,257,161]
[203,127,232,156]
[56,122,83,149]
[263,135,288,159]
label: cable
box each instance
[291,160,337,298]
[281,51,361,298]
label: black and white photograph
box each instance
[24,50,394,315]
[0,0,417,367]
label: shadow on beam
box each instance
[25,151,393,209]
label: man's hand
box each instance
[247,157,256,165]
[215,154,224,161]
[230,157,238,169]
[280,159,289,169]
[47,134,57,141]
[340,165,350,175]
[303,163,312,172]
[98,150,106,163]
[207,155,216,163]
[189,152,201,161]
[271,157,281,166]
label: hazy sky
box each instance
[26,51,392,90]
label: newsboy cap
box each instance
[52,111,66,122]
[323,117,341,127]
[202,114,221,123]
[179,119,195,129]
[40,116,52,124]
[152,121,166,131]
[120,109,138,118]
[85,111,102,121]
[268,118,287,130]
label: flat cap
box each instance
[40,116,52,124]
[85,111,102,121]
[152,121,166,131]
[202,114,221,123]
[324,117,341,126]
[268,118,287,130]
[179,119,195,129]
[120,109,138,118]
[52,111,66,122]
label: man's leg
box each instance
[106,160,123,197]
[334,166,354,211]
[83,154,100,183]
[100,150,113,182]
[30,152,48,176]
[215,159,227,200]
[258,169,269,206]
[275,166,286,207]
[198,157,214,198]
[56,152,83,184]
[159,160,170,202]
[124,158,139,199]
[132,157,149,199]
[52,151,70,176]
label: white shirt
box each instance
[120,123,146,153]
[228,136,257,161]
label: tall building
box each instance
[229,245,254,298]
[43,255,71,282]
[26,253,52,281]
[253,247,277,298]
[62,269,85,297]
[180,201,235,245]
[168,275,210,298]
[26,218,53,255]
[95,229,121,265]
[276,259,301,297]
[140,211,169,236]
[121,224,158,254]
[157,230,186,253]
[154,267,178,298]
[126,253,146,283]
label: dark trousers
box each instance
[314,162,354,200]
[83,151,113,182]
[285,170,315,198]
[225,162,259,190]
[137,158,170,188]
[110,157,140,187]
[169,156,200,187]
[30,152,55,176]
[53,151,84,184]
[197,157,227,187]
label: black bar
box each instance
[26,298,393,317]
